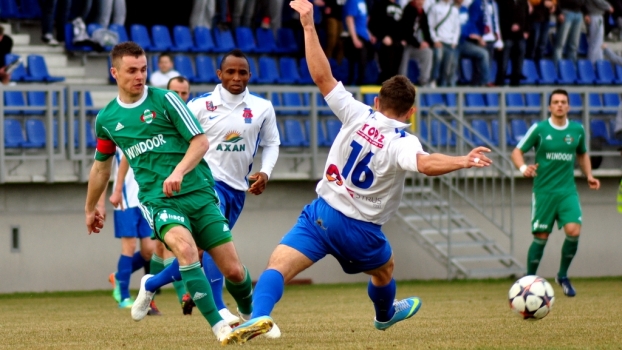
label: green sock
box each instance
[180,262,222,327]
[558,235,579,278]
[150,254,164,275]
[527,237,547,275]
[165,257,187,303]
[225,266,253,315]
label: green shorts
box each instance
[531,191,582,233]
[141,188,232,251]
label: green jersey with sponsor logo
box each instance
[517,118,586,194]
[94,86,216,204]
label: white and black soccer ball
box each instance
[508,275,555,320]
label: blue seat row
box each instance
[418,118,519,148]
[277,118,342,147]
[4,118,96,149]
[3,91,98,115]
[0,0,41,20]
[5,54,65,83]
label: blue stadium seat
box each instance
[4,91,25,115]
[465,93,486,114]
[5,54,36,82]
[471,119,493,146]
[524,93,543,114]
[590,119,609,142]
[278,57,301,84]
[299,58,314,84]
[27,91,59,115]
[506,93,525,114]
[510,118,529,144]
[363,61,380,85]
[430,119,450,147]
[257,56,280,84]
[193,26,215,53]
[558,59,578,85]
[491,119,515,146]
[589,93,603,114]
[24,118,48,148]
[304,120,330,147]
[4,118,40,148]
[282,92,306,115]
[172,25,195,52]
[130,24,153,51]
[595,60,615,84]
[485,93,499,115]
[0,0,21,20]
[254,28,277,54]
[73,91,98,116]
[151,25,178,52]
[270,92,282,114]
[407,59,419,85]
[577,59,597,85]
[213,27,236,53]
[602,93,620,115]
[489,60,497,85]
[27,55,65,82]
[276,27,298,54]
[195,55,218,83]
[234,27,257,53]
[363,93,377,106]
[17,0,42,19]
[418,119,428,142]
[109,24,129,42]
[609,119,622,145]
[568,93,583,115]
[538,59,558,84]
[578,32,588,56]
[86,23,103,36]
[326,119,342,143]
[521,59,540,84]
[445,93,457,113]
[73,120,97,148]
[460,58,473,85]
[329,58,349,84]
[282,119,309,147]
[426,93,445,107]
[173,55,197,82]
[64,23,93,52]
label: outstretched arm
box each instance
[416,147,492,176]
[290,0,338,96]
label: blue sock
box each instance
[145,258,181,292]
[131,252,147,273]
[116,255,133,300]
[367,279,396,322]
[251,269,284,318]
[202,252,226,310]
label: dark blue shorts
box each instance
[214,181,246,228]
[280,197,392,274]
[114,207,152,239]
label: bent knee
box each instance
[222,264,246,282]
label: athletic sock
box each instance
[150,253,165,275]
[202,252,226,310]
[251,269,284,318]
[527,237,547,275]
[165,257,187,303]
[131,252,147,273]
[225,265,253,316]
[145,258,182,293]
[558,235,579,278]
[181,262,222,327]
[116,255,133,300]
[367,279,396,322]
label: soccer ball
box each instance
[508,275,555,320]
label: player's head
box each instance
[110,41,147,97]
[167,76,190,102]
[158,53,174,73]
[413,0,425,9]
[218,49,251,95]
[548,89,570,119]
[376,75,417,122]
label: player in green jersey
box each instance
[511,89,600,297]
[84,42,253,343]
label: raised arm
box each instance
[290,0,338,96]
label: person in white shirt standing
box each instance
[222,0,492,345]
[138,49,281,329]
[149,53,180,88]
[427,0,461,86]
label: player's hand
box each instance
[109,191,124,210]
[96,201,107,221]
[163,171,184,197]
[587,176,600,190]
[86,208,105,234]
[522,164,539,177]
[290,0,314,28]
[465,147,492,168]
[248,172,269,195]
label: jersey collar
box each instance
[374,111,411,130]
[212,84,250,108]
[548,117,569,130]
[116,85,148,109]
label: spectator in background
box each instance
[343,0,375,85]
[456,0,491,86]
[190,0,217,29]
[584,0,613,63]
[495,0,529,86]
[38,0,71,45]
[481,0,503,63]
[527,0,555,62]
[321,0,345,61]
[232,0,256,28]
[150,53,180,88]
[256,0,285,33]
[428,0,461,87]
[97,0,126,27]
[399,0,434,86]
[606,0,622,40]
[553,0,585,63]
[0,25,14,85]
[369,0,404,83]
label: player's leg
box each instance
[149,241,166,286]
[556,193,582,296]
[111,208,140,307]
[526,193,555,275]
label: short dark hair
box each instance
[378,75,416,116]
[549,88,569,105]
[158,52,173,63]
[110,41,145,68]
[219,49,250,71]
[167,76,190,89]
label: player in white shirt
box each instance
[222,0,492,345]
[139,50,281,328]
[149,53,180,88]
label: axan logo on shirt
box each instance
[124,134,167,160]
